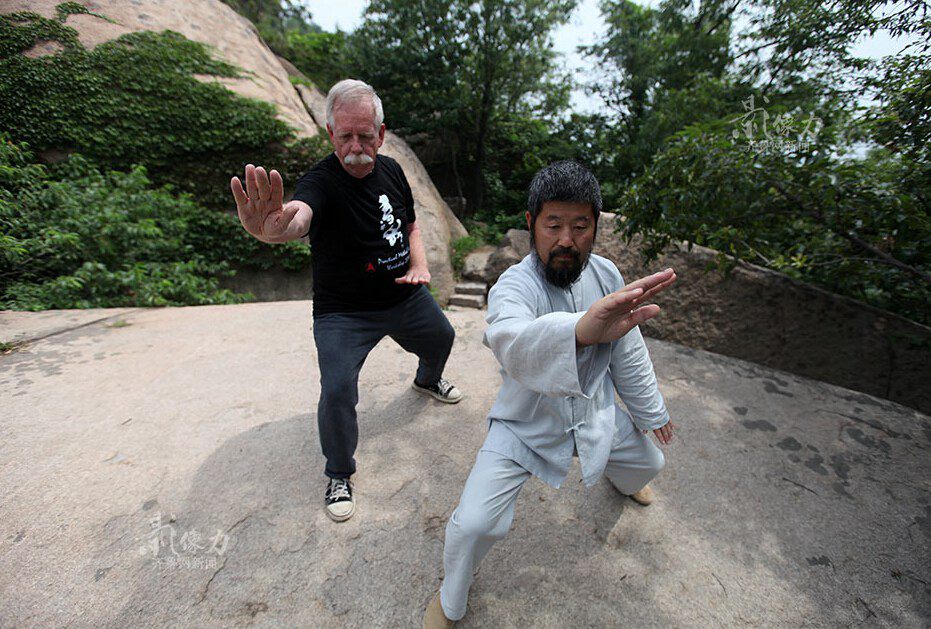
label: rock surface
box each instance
[501,229,531,258]
[11,0,319,138]
[455,282,487,296]
[486,246,525,285]
[1,305,928,627]
[448,294,485,308]
[461,245,496,282]
[483,229,531,285]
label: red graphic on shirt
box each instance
[364,262,376,273]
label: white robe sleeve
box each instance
[484,271,610,399]
[607,269,671,432]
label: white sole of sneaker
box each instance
[411,382,463,404]
[326,502,355,522]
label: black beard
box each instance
[535,246,590,289]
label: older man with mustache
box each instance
[231,79,461,523]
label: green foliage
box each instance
[55,2,114,23]
[0,137,315,309]
[483,113,573,221]
[219,0,319,54]
[581,0,931,324]
[152,133,331,214]
[286,30,350,91]
[348,0,576,214]
[0,12,289,163]
[619,127,931,325]
[0,8,310,211]
[289,75,315,88]
[0,3,331,302]
[867,54,931,179]
[581,0,751,186]
[451,235,483,272]
[0,340,29,354]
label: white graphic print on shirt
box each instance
[378,194,404,247]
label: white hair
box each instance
[325,79,384,130]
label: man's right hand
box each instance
[575,268,677,346]
[230,164,298,241]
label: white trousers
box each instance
[438,428,665,621]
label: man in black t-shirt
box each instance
[230,79,461,523]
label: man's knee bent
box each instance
[319,371,361,401]
[441,320,455,349]
[450,504,510,541]
[647,446,666,477]
[416,319,455,357]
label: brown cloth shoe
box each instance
[423,591,454,629]
[627,484,655,506]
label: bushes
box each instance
[0,138,311,309]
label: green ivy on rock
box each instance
[0,4,334,308]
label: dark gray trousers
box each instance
[312,285,455,479]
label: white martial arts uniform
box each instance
[439,253,671,621]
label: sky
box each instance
[302,0,918,114]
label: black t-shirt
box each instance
[291,152,418,315]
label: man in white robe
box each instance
[424,161,677,627]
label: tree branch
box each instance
[766,179,931,285]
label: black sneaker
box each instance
[325,477,354,522]
[412,377,463,404]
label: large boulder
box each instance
[462,245,497,282]
[486,229,532,285]
[501,229,531,258]
[11,0,319,138]
[379,133,468,303]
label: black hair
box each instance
[527,160,602,233]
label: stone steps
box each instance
[448,293,485,309]
[448,280,487,309]
[455,282,487,296]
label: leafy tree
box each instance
[219,0,320,54]
[587,0,930,324]
[620,129,930,324]
[581,0,751,187]
[346,0,576,215]
[286,29,350,90]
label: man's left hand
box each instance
[651,421,676,445]
[395,267,431,284]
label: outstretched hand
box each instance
[230,164,295,240]
[575,268,677,347]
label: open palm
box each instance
[230,164,296,240]
[576,268,677,346]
